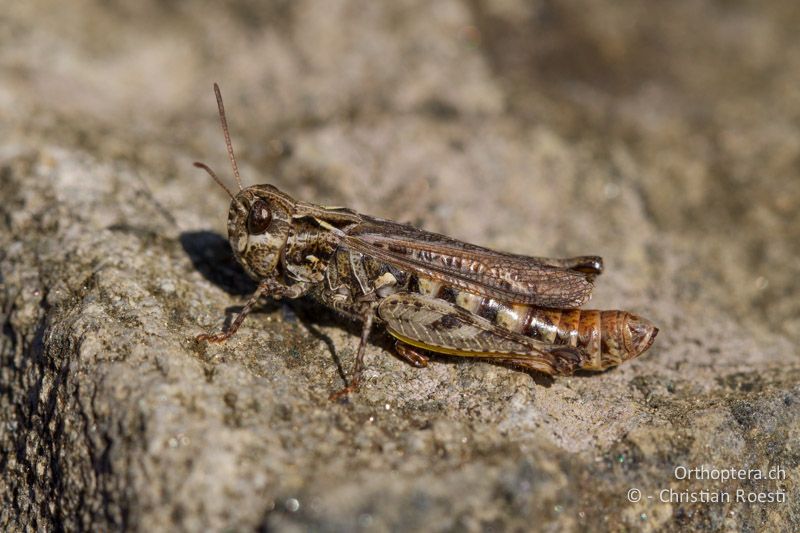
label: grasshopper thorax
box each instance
[227,185,297,281]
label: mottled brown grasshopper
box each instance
[196,84,658,399]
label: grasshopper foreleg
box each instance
[197,279,307,343]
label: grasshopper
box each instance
[195,84,658,399]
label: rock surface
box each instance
[1,1,798,531]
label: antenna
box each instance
[213,83,243,191]
[193,162,239,204]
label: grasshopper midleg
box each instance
[327,308,376,401]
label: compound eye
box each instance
[247,199,272,234]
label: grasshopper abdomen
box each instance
[410,278,657,371]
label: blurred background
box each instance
[2,1,799,530]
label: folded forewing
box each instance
[345,216,600,308]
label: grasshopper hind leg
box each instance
[377,293,587,376]
[499,348,584,375]
[394,341,430,368]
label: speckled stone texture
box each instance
[1,1,798,531]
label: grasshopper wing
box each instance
[377,293,587,375]
[346,216,600,308]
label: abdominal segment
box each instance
[520,308,655,370]
[413,275,658,371]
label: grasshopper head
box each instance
[196,83,300,281]
[226,185,296,280]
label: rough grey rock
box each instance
[1,1,798,531]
